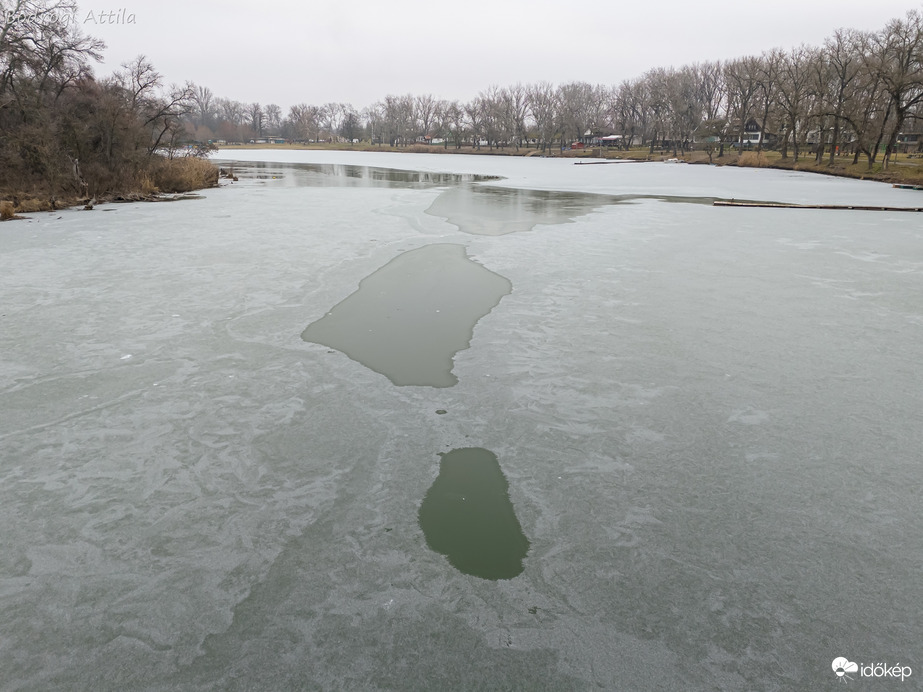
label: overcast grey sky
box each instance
[78,0,921,111]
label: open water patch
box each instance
[213,160,498,188]
[301,244,511,387]
[425,184,741,235]
[418,448,529,580]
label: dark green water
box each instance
[301,244,512,387]
[418,448,530,580]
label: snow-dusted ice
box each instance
[1,150,921,690]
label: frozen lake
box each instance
[1,150,921,690]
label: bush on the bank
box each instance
[18,198,50,213]
[0,201,14,220]
[138,174,158,195]
[152,157,220,193]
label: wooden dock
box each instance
[713,200,923,212]
[573,160,642,165]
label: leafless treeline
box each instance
[1,0,203,199]
[192,9,923,169]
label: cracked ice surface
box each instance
[1,150,922,690]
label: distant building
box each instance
[897,128,923,152]
[728,119,775,147]
[580,131,624,147]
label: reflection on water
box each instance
[217,159,756,235]
[418,448,529,580]
[425,185,615,235]
[216,160,497,188]
[425,184,734,235]
[301,244,511,387]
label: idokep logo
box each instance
[832,658,859,682]
[832,657,913,683]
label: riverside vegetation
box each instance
[0,1,218,217]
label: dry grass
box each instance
[403,144,451,154]
[153,157,219,193]
[17,197,50,212]
[137,173,159,195]
[738,151,769,167]
[0,201,14,220]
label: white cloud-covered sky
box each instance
[77,0,921,111]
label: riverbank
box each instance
[688,149,923,186]
[0,156,219,219]
[220,142,923,187]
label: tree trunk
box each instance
[882,106,906,171]
[828,120,840,166]
[815,126,825,164]
[868,128,886,167]
[757,108,770,154]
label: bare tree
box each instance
[363,102,384,144]
[322,102,347,141]
[246,102,263,137]
[464,96,486,150]
[113,56,194,156]
[263,103,282,134]
[500,83,529,149]
[339,105,361,142]
[695,61,726,122]
[807,48,836,163]
[688,62,727,157]
[476,85,504,148]
[822,29,864,164]
[382,94,414,146]
[663,67,702,155]
[776,47,814,160]
[527,81,558,152]
[754,49,784,153]
[414,93,438,140]
[865,10,923,168]
[192,84,213,128]
[609,79,646,150]
[724,56,762,152]
[557,81,604,147]
[442,99,466,148]
[641,69,670,153]
[216,97,244,125]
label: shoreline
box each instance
[0,191,210,220]
[0,157,219,219]
[218,142,923,187]
[4,145,921,219]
